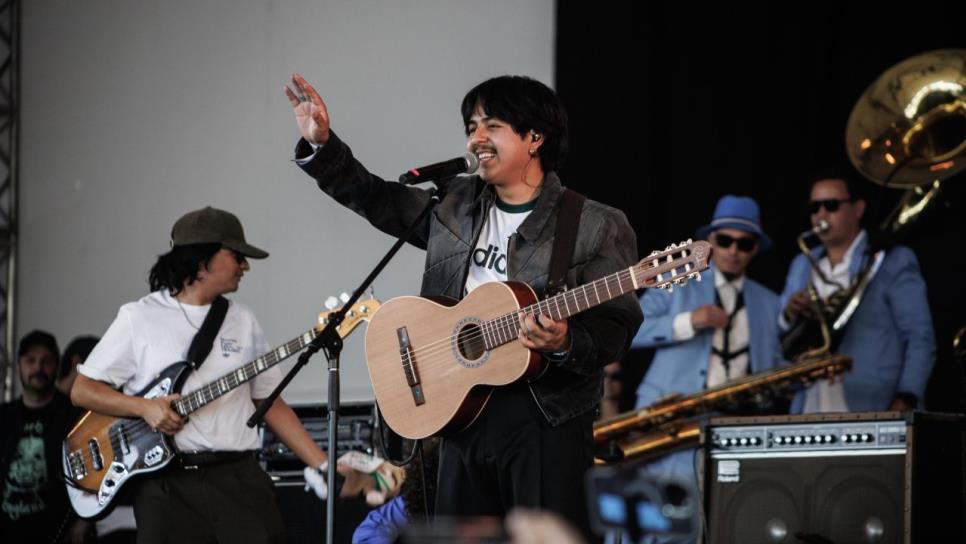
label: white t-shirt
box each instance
[464,198,534,295]
[80,290,279,451]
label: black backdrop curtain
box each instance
[555,2,966,412]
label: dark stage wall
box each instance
[555,3,966,413]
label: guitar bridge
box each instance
[397,327,425,406]
[67,450,87,480]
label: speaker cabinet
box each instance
[703,411,965,544]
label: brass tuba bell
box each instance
[846,49,966,233]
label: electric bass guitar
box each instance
[62,298,379,519]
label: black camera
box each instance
[585,464,698,541]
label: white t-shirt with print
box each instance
[80,290,280,451]
[464,199,534,294]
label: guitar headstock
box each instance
[635,239,712,292]
[316,295,381,339]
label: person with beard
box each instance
[1,330,94,543]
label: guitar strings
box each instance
[400,268,646,366]
[93,331,325,447]
[88,270,637,453]
[397,253,695,369]
[81,258,689,456]
[74,313,379,465]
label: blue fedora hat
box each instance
[695,195,771,251]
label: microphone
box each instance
[398,153,479,184]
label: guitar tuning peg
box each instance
[693,272,702,282]
[666,285,674,293]
[324,296,339,310]
[686,238,693,244]
[340,292,351,303]
[649,249,660,257]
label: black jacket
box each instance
[297,133,643,425]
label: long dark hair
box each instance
[148,243,221,295]
[461,75,569,173]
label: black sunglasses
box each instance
[229,249,247,264]
[714,233,757,252]
[808,198,851,214]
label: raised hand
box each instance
[284,73,331,145]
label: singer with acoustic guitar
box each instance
[285,73,643,537]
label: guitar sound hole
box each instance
[457,323,486,361]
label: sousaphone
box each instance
[846,48,966,232]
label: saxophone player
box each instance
[779,176,936,412]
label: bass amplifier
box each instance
[259,402,378,484]
[703,411,966,544]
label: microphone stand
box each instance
[248,178,450,544]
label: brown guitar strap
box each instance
[545,188,586,297]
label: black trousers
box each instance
[434,383,595,537]
[133,455,285,544]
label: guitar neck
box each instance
[482,266,641,350]
[480,240,709,350]
[173,328,318,416]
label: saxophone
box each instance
[593,354,851,464]
[779,221,885,361]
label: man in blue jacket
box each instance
[779,177,935,412]
[631,195,784,486]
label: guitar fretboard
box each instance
[173,329,318,416]
[478,244,703,350]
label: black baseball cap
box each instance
[170,206,269,259]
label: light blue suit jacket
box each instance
[632,265,784,408]
[779,235,935,411]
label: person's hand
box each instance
[284,73,331,145]
[304,452,406,505]
[691,304,729,330]
[784,290,817,323]
[139,394,183,435]
[518,313,569,352]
